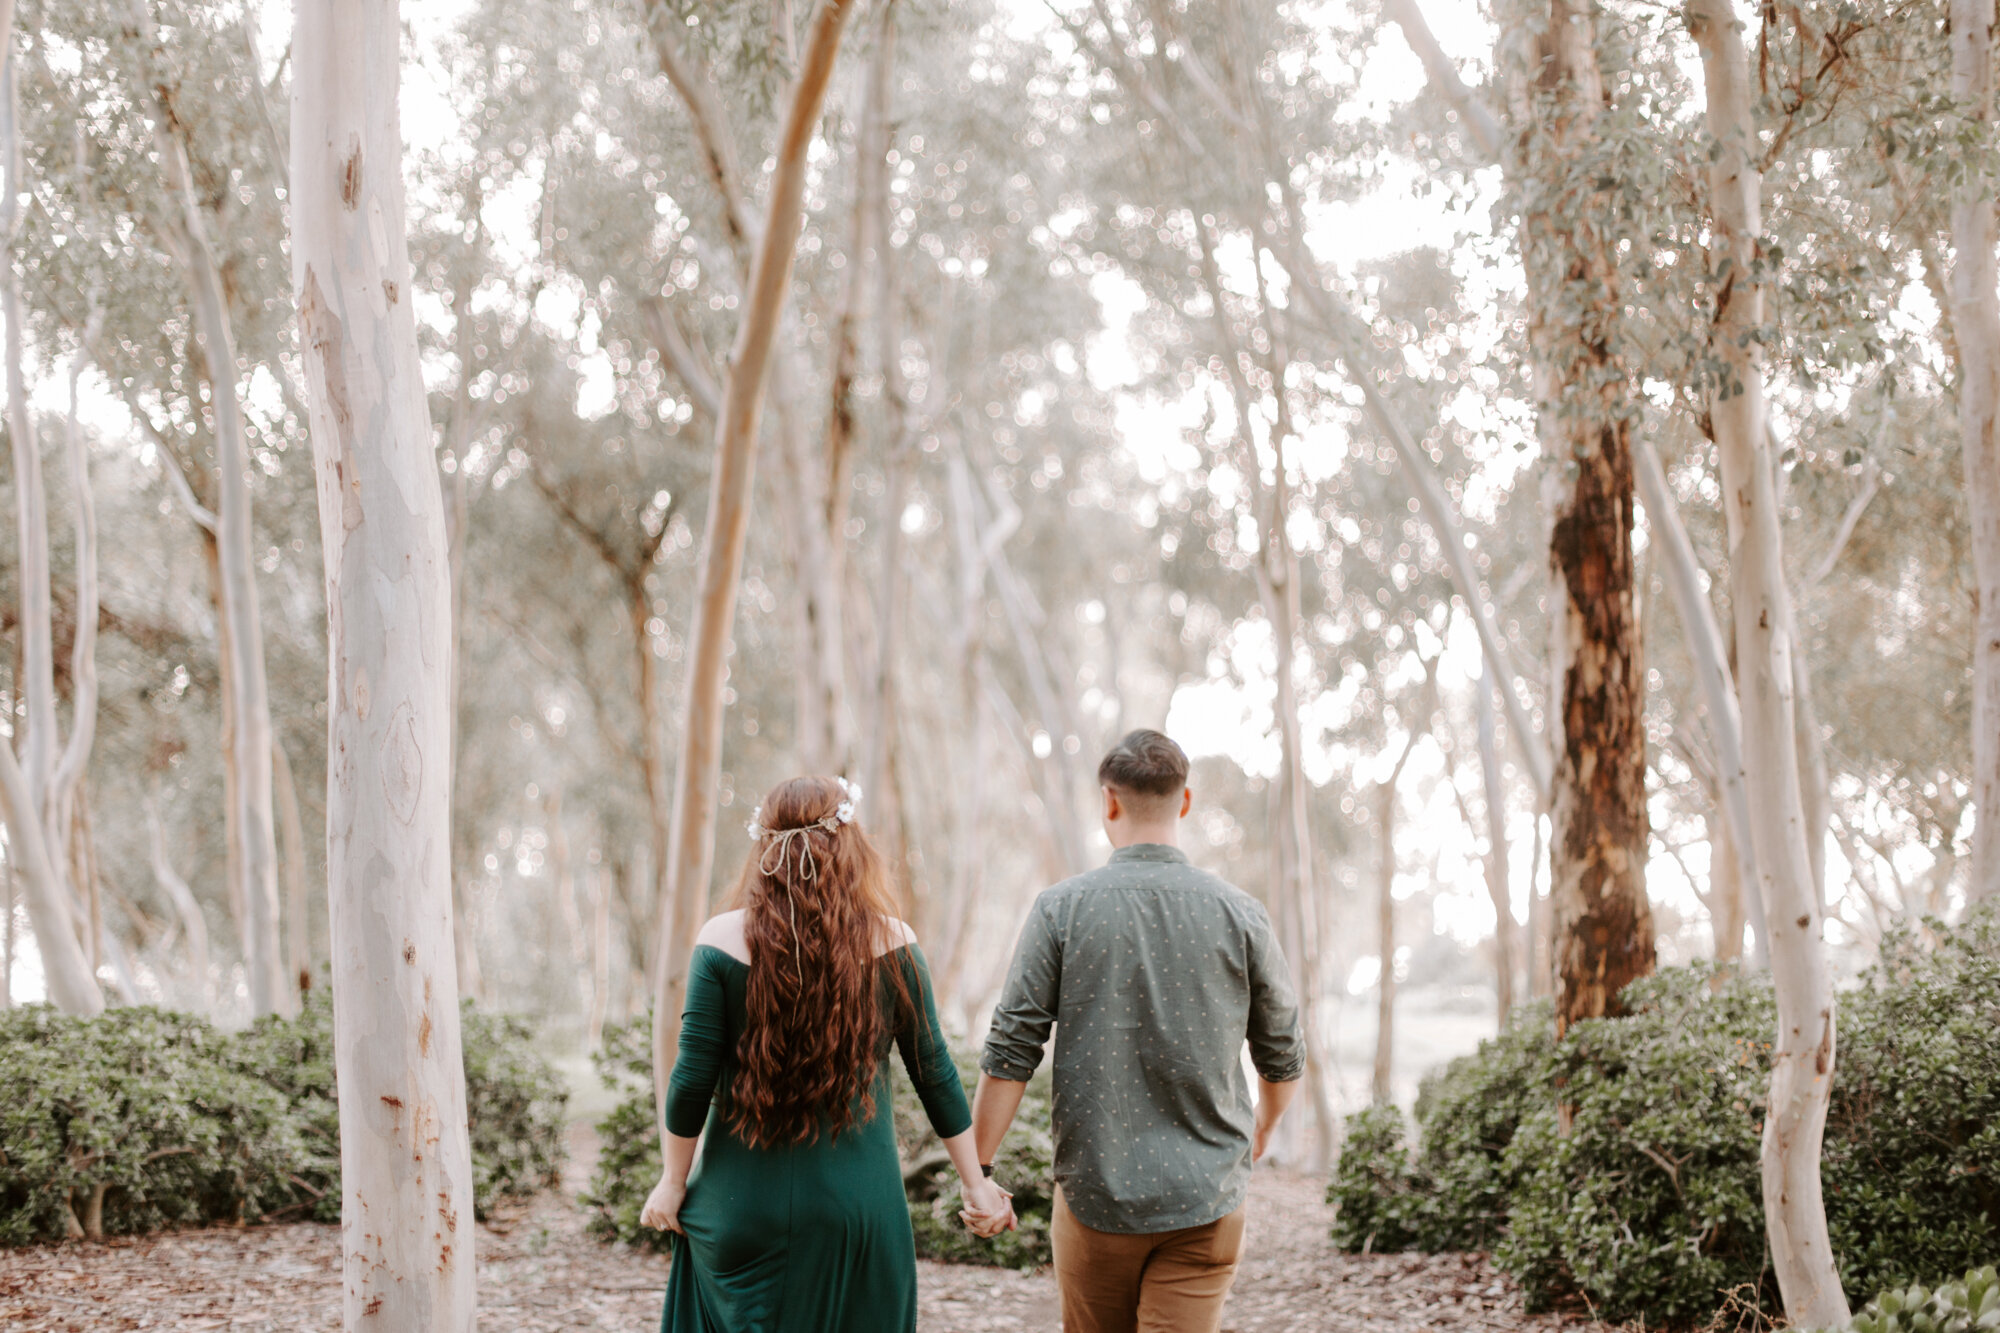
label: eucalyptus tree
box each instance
[22,0,303,1013]
[292,0,475,1323]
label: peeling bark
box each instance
[292,0,476,1323]
[1520,0,1656,1035]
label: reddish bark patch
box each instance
[340,137,363,210]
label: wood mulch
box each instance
[0,1144,1601,1332]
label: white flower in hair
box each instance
[746,805,768,839]
[832,775,862,826]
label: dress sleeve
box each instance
[892,945,972,1139]
[664,947,730,1138]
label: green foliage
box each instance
[0,1006,311,1244]
[897,1048,1055,1271]
[580,1016,666,1253]
[1822,1266,2000,1333]
[584,1019,1058,1269]
[0,995,567,1245]
[1328,914,2000,1328]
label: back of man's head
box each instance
[1097,729,1190,822]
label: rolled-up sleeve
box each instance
[1245,905,1305,1083]
[980,899,1061,1082]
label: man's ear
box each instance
[1179,787,1192,819]
[1103,786,1121,822]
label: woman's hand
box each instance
[958,1176,1017,1237]
[640,1174,686,1233]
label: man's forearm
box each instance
[1256,1076,1299,1129]
[970,1073,1029,1166]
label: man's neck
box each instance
[1108,828,1179,851]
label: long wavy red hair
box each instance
[726,776,912,1148]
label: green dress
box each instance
[660,942,972,1333]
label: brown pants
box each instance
[1050,1189,1247,1333]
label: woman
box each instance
[640,775,1012,1332]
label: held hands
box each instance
[640,1173,686,1234]
[958,1175,1018,1238]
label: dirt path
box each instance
[0,1140,1593,1332]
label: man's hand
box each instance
[959,1177,1018,1237]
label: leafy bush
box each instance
[897,1047,1055,1271]
[0,993,568,1245]
[579,1016,666,1252]
[0,1006,309,1244]
[1329,911,2000,1327]
[583,1017,1058,1269]
[1819,1265,2000,1333]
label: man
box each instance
[971,728,1305,1333]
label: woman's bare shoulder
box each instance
[876,915,918,957]
[696,910,750,964]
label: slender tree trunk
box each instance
[1706,807,1747,964]
[629,570,670,964]
[1476,671,1517,1025]
[0,746,102,1014]
[292,1,477,1322]
[1954,0,2000,902]
[1527,811,1551,998]
[1521,0,1656,1034]
[1372,772,1398,1102]
[136,53,288,1017]
[1688,1,1848,1321]
[1634,437,1768,962]
[272,737,311,995]
[589,862,611,1049]
[50,308,106,897]
[147,790,211,1012]
[2,42,100,1015]
[651,0,860,1114]
[2,850,12,1008]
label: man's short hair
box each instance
[1097,729,1190,802]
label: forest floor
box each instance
[0,1127,1603,1332]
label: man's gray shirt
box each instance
[980,843,1305,1234]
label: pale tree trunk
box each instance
[651,0,860,1114]
[147,790,211,1012]
[2,37,100,1015]
[50,308,106,900]
[1951,0,2000,903]
[589,862,611,1050]
[133,37,288,1017]
[1476,671,1518,1024]
[939,443,995,1003]
[292,1,477,1324]
[1371,746,1414,1102]
[1688,0,1848,1321]
[0,746,102,1014]
[272,737,311,995]
[1705,807,1747,964]
[1634,437,1768,963]
[1522,0,1656,1035]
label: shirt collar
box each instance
[1109,843,1189,866]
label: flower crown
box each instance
[745,776,862,841]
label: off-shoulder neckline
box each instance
[693,940,919,969]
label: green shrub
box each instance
[0,993,567,1245]
[579,1016,666,1252]
[0,1006,309,1244]
[897,1047,1055,1271]
[1820,1265,2000,1333]
[235,990,570,1223]
[1326,1104,1425,1252]
[1328,911,2000,1328]
[583,1017,1058,1269]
